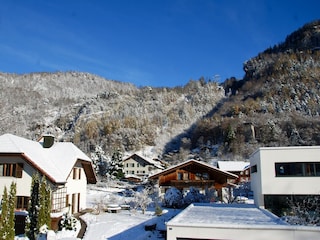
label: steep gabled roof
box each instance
[123,153,164,169]
[0,133,97,184]
[149,159,238,180]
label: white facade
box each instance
[0,156,34,197]
[0,134,96,214]
[123,153,163,179]
[250,146,320,208]
[123,158,149,176]
[64,161,88,213]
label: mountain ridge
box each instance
[1,20,320,166]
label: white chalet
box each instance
[0,134,97,215]
[122,153,163,180]
[250,146,320,214]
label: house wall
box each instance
[0,156,87,214]
[0,156,39,198]
[65,161,87,213]
[166,224,320,240]
[123,158,153,177]
[250,147,320,208]
[159,171,177,185]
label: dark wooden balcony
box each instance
[168,179,215,189]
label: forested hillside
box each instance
[1,20,320,164]
[191,20,320,160]
[0,71,224,161]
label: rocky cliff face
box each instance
[190,20,320,160]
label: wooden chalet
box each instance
[149,159,238,199]
[217,160,251,183]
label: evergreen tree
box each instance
[0,182,16,240]
[26,174,52,240]
[7,182,16,240]
[26,174,40,240]
[0,186,9,239]
[109,148,124,179]
[91,145,109,177]
[38,176,51,230]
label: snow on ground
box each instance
[56,184,180,240]
[81,208,179,240]
[16,182,253,240]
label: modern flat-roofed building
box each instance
[166,203,320,240]
[250,146,320,214]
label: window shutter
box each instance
[16,163,23,178]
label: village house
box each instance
[250,146,320,215]
[217,160,250,183]
[122,153,163,181]
[0,133,97,232]
[149,159,238,201]
[166,147,320,240]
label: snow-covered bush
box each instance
[163,187,184,208]
[204,188,218,202]
[282,196,320,226]
[183,187,206,206]
[39,224,49,234]
[58,213,78,231]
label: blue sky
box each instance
[0,0,319,87]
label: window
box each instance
[131,163,135,167]
[52,187,67,212]
[183,172,189,180]
[73,168,81,180]
[177,172,190,180]
[202,173,209,180]
[16,196,29,210]
[71,193,80,213]
[0,163,23,178]
[275,162,320,177]
[137,163,140,167]
[251,165,257,173]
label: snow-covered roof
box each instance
[0,133,95,183]
[149,159,238,179]
[123,153,164,169]
[168,203,288,228]
[124,174,142,180]
[217,160,250,172]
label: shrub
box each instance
[58,213,78,231]
[163,187,184,208]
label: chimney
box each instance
[43,135,55,148]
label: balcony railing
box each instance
[168,179,215,188]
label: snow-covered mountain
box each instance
[1,20,320,163]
